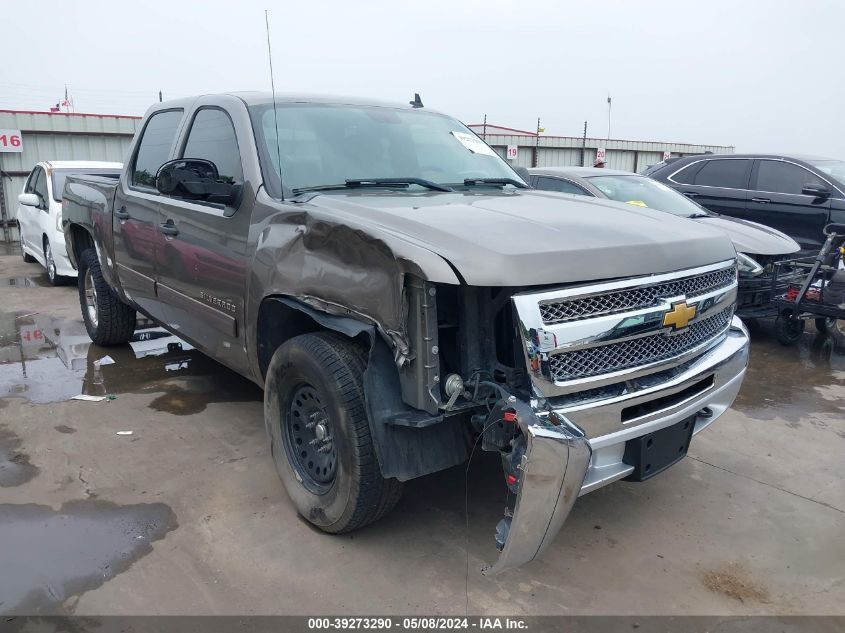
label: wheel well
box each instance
[67,224,94,266]
[257,297,370,379]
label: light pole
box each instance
[607,94,612,140]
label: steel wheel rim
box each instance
[46,242,56,280]
[84,268,98,327]
[284,384,337,491]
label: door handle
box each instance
[751,197,771,204]
[114,206,130,220]
[158,221,179,237]
[682,191,699,198]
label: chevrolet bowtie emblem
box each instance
[663,301,697,331]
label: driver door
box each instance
[155,105,252,373]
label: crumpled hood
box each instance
[692,215,800,256]
[304,190,737,286]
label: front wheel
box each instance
[775,311,805,345]
[43,238,67,286]
[815,317,838,333]
[78,248,136,345]
[264,332,402,533]
[20,238,36,263]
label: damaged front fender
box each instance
[483,405,592,575]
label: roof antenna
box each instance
[410,93,424,108]
[265,9,284,199]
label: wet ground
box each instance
[0,251,843,616]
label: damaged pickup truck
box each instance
[62,93,749,573]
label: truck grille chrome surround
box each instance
[539,265,736,324]
[548,305,733,382]
[512,259,738,400]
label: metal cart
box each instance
[771,223,845,345]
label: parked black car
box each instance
[527,166,802,319]
[647,154,845,254]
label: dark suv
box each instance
[647,154,845,254]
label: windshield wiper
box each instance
[688,212,712,218]
[345,178,452,192]
[292,178,452,195]
[463,177,528,189]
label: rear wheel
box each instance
[264,332,402,533]
[775,310,805,345]
[78,248,136,345]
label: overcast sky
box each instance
[2,0,843,155]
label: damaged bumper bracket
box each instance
[482,403,591,575]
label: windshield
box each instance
[249,103,523,195]
[805,159,845,184]
[51,168,121,202]
[585,174,708,217]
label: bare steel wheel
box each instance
[284,384,338,491]
[264,332,403,533]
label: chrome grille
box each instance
[539,265,736,325]
[548,306,733,382]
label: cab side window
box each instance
[754,160,824,195]
[182,108,244,184]
[132,110,184,188]
[536,176,590,196]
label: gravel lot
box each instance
[1,251,843,616]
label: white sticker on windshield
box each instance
[451,131,497,157]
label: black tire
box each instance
[264,332,402,533]
[78,248,136,345]
[775,311,805,345]
[815,317,838,333]
[20,239,36,263]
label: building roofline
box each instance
[0,109,142,120]
[469,123,538,136]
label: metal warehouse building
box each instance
[0,109,141,243]
[468,123,734,173]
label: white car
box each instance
[17,160,122,284]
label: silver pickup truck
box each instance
[62,93,749,573]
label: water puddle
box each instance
[733,320,845,423]
[0,312,260,413]
[4,277,46,288]
[0,425,39,487]
[0,499,177,614]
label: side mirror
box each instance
[156,159,241,206]
[802,183,830,198]
[18,193,41,207]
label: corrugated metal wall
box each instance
[0,110,140,242]
[480,131,733,175]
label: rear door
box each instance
[747,159,831,253]
[112,108,184,317]
[669,158,752,218]
[155,102,253,372]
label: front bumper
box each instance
[483,317,749,575]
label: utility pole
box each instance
[607,94,612,140]
[482,113,487,139]
[159,90,163,103]
[581,121,588,166]
[533,117,542,168]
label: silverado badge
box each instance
[663,300,697,331]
